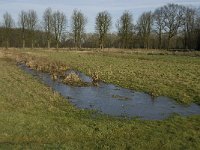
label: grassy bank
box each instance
[17,48,200,104]
[0,49,200,149]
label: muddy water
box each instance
[19,64,200,120]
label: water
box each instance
[19,64,200,120]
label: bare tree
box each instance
[71,9,87,49]
[183,7,196,49]
[117,11,134,49]
[18,11,27,48]
[2,12,14,49]
[52,10,67,48]
[43,8,53,49]
[137,11,153,49]
[95,11,112,49]
[25,10,38,48]
[162,4,185,49]
[153,7,165,49]
[196,7,200,27]
[195,7,200,50]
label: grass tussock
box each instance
[63,72,87,86]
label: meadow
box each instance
[0,48,200,149]
[21,48,200,104]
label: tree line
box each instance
[0,3,200,50]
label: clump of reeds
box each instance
[92,72,100,86]
[15,53,92,86]
[51,73,58,80]
[63,73,83,85]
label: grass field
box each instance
[18,48,200,104]
[0,49,200,149]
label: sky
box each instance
[0,0,200,32]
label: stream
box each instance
[19,64,200,120]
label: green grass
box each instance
[19,49,200,104]
[0,49,200,149]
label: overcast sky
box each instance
[0,0,200,32]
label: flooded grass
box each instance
[29,50,199,105]
[17,64,200,120]
[0,49,200,149]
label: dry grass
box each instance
[63,73,81,84]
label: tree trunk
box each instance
[47,40,51,49]
[147,36,149,49]
[158,33,162,49]
[22,39,25,49]
[56,41,59,49]
[144,36,147,49]
[78,41,81,49]
[6,40,9,49]
[100,38,104,49]
[31,40,34,49]
[184,31,188,50]
[188,32,191,50]
[122,39,125,49]
[167,36,171,50]
[78,38,82,49]
[100,44,103,49]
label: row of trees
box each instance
[0,3,200,50]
